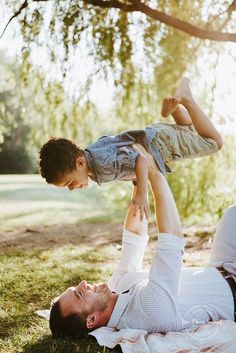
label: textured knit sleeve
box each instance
[108,229,149,292]
[138,234,185,331]
[149,233,185,293]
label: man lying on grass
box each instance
[49,154,236,339]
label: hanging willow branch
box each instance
[1,0,236,42]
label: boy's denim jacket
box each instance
[84,127,170,185]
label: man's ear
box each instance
[86,312,99,329]
[76,156,85,168]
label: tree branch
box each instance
[84,0,137,11]
[0,0,48,40]
[207,0,236,30]
[0,0,28,39]
[85,0,236,42]
[1,0,236,43]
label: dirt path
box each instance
[0,221,216,267]
[0,175,217,267]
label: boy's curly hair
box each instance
[39,137,84,184]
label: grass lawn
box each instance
[0,175,214,353]
[0,174,131,233]
[0,175,133,353]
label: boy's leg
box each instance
[161,97,192,126]
[177,78,222,149]
[171,106,193,126]
[208,205,236,276]
[161,78,223,149]
[162,97,193,125]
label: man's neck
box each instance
[100,292,119,327]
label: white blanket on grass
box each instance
[89,320,236,353]
[36,311,236,353]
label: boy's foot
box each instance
[161,78,193,118]
[161,97,179,118]
[175,77,192,105]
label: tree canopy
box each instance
[0,1,235,160]
[1,1,236,98]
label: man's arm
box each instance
[137,156,184,332]
[132,142,182,237]
[108,186,149,292]
[125,185,148,236]
[131,142,161,221]
[149,168,182,238]
[132,154,149,221]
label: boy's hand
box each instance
[129,192,149,221]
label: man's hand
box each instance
[129,192,149,221]
[132,143,158,175]
[132,146,149,221]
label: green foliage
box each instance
[0,136,35,174]
[0,54,36,173]
[1,0,235,143]
[2,0,229,151]
[3,0,208,106]
[0,53,110,173]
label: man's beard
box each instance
[93,285,111,312]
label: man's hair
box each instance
[39,137,84,183]
[49,299,90,339]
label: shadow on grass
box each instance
[22,335,121,353]
[0,218,126,254]
[0,312,121,352]
[0,313,36,339]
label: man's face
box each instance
[58,280,112,319]
[54,157,89,191]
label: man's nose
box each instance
[79,280,87,289]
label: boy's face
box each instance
[54,157,89,191]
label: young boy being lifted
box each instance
[39,78,222,219]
